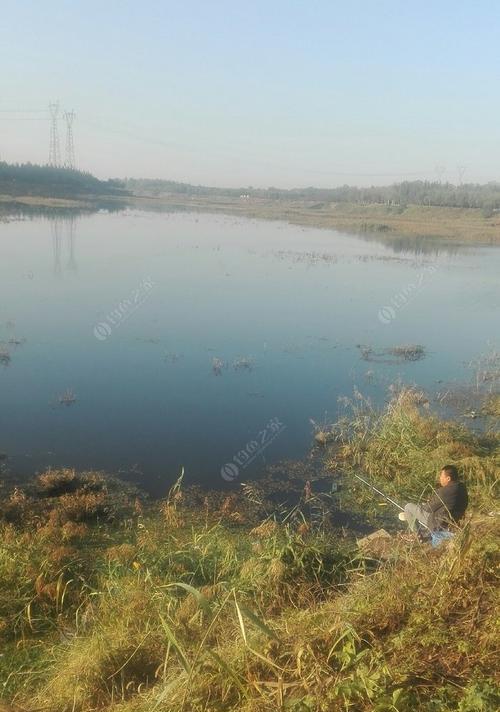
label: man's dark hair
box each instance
[442,464,459,481]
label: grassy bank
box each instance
[129,194,500,245]
[1,389,498,711]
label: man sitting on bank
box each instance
[399,464,468,533]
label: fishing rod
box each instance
[353,473,431,530]
[354,473,404,510]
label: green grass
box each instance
[0,392,498,711]
[328,386,499,527]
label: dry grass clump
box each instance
[2,487,32,524]
[160,499,184,528]
[106,544,137,565]
[482,393,500,417]
[249,519,279,538]
[37,468,107,497]
[56,490,112,523]
[0,469,139,528]
[34,580,168,711]
[61,521,88,541]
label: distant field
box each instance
[0,194,92,209]
[130,194,500,245]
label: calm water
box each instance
[0,209,498,494]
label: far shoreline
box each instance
[2,191,500,245]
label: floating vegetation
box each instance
[0,346,11,366]
[387,344,426,361]
[272,249,338,265]
[136,337,160,344]
[211,355,255,374]
[357,343,426,363]
[163,351,183,364]
[232,355,255,372]
[211,357,227,375]
[58,389,77,406]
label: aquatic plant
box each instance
[387,344,426,361]
[58,388,77,406]
[211,357,227,375]
[0,345,11,366]
[232,356,255,372]
[164,351,183,364]
[357,343,426,363]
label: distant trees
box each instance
[0,162,129,198]
[5,162,496,210]
[126,177,500,211]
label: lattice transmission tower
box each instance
[64,110,76,169]
[48,102,61,167]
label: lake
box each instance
[1,208,498,495]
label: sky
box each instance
[1,1,499,188]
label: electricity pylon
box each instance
[457,165,467,186]
[48,102,61,167]
[63,110,76,169]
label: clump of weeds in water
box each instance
[211,357,227,375]
[0,345,11,365]
[357,343,426,363]
[0,393,499,711]
[232,356,255,372]
[386,343,426,361]
[58,388,77,406]
[163,351,183,364]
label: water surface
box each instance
[0,209,498,494]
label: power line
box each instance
[0,109,47,113]
[0,117,49,121]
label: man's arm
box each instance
[427,487,447,513]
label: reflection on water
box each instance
[0,208,498,495]
[354,228,465,258]
[66,217,77,272]
[51,217,78,276]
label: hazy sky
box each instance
[1,1,499,187]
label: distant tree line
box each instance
[0,162,128,198]
[126,177,500,214]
